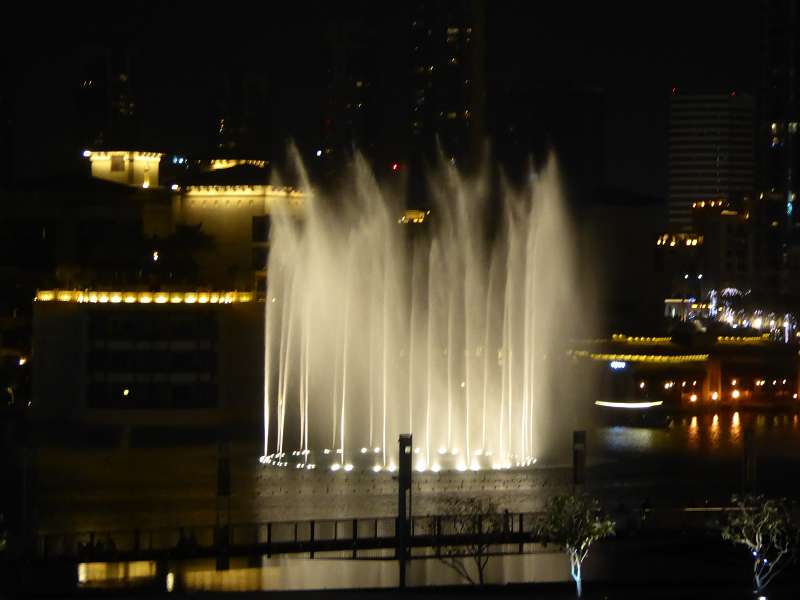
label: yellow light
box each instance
[639,381,646,389]
[153,251,159,262]
[142,181,150,189]
[711,391,718,400]
[571,351,709,364]
[123,388,130,396]
[35,289,252,305]
[78,563,87,584]
[690,394,698,402]
[731,379,737,386]
[166,572,175,593]
[732,389,740,399]
[18,357,27,366]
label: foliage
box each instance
[436,496,504,585]
[721,494,798,594]
[539,494,615,598]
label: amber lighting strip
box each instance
[571,351,709,363]
[36,290,253,304]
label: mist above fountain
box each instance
[262,153,587,473]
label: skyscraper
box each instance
[667,91,755,231]
[409,0,486,169]
[77,46,138,150]
[758,0,798,223]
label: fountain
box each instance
[261,152,589,473]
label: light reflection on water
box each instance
[596,411,800,457]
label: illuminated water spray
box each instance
[261,153,584,472]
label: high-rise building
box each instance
[77,46,138,150]
[212,70,269,158]
[758,0,799,222]
[409,0,485,169]
[667,91,755,231]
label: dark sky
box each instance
[4,1,759,198]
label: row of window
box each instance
[88,350,216,373]
[87,382,218,409]
[89,312,217,341]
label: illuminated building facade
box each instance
[32,290,262,435]
[87,150,163,188]
[578,333,800,411]
[667,92,755,231]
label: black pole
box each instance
[397,433,412,588]
[573,430,586,487]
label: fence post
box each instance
[397,433,413,588]
[309,520,315,559]
[352,518,358,559]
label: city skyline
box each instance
[4,1,759,198]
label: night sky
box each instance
[4,1,758,197]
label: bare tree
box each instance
[539,494,614,598]
[722,494,798,595]
[436,496,504,585]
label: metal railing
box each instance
[33,505,735,564]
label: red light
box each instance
[391,163,399,171]
[671,86,678,94]
[731,90,736,97]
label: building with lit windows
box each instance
[575,332,800,418]
[667,91,755,231]
[409,0,485,168]
[32,289,262,440]
[758,0,799,223]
